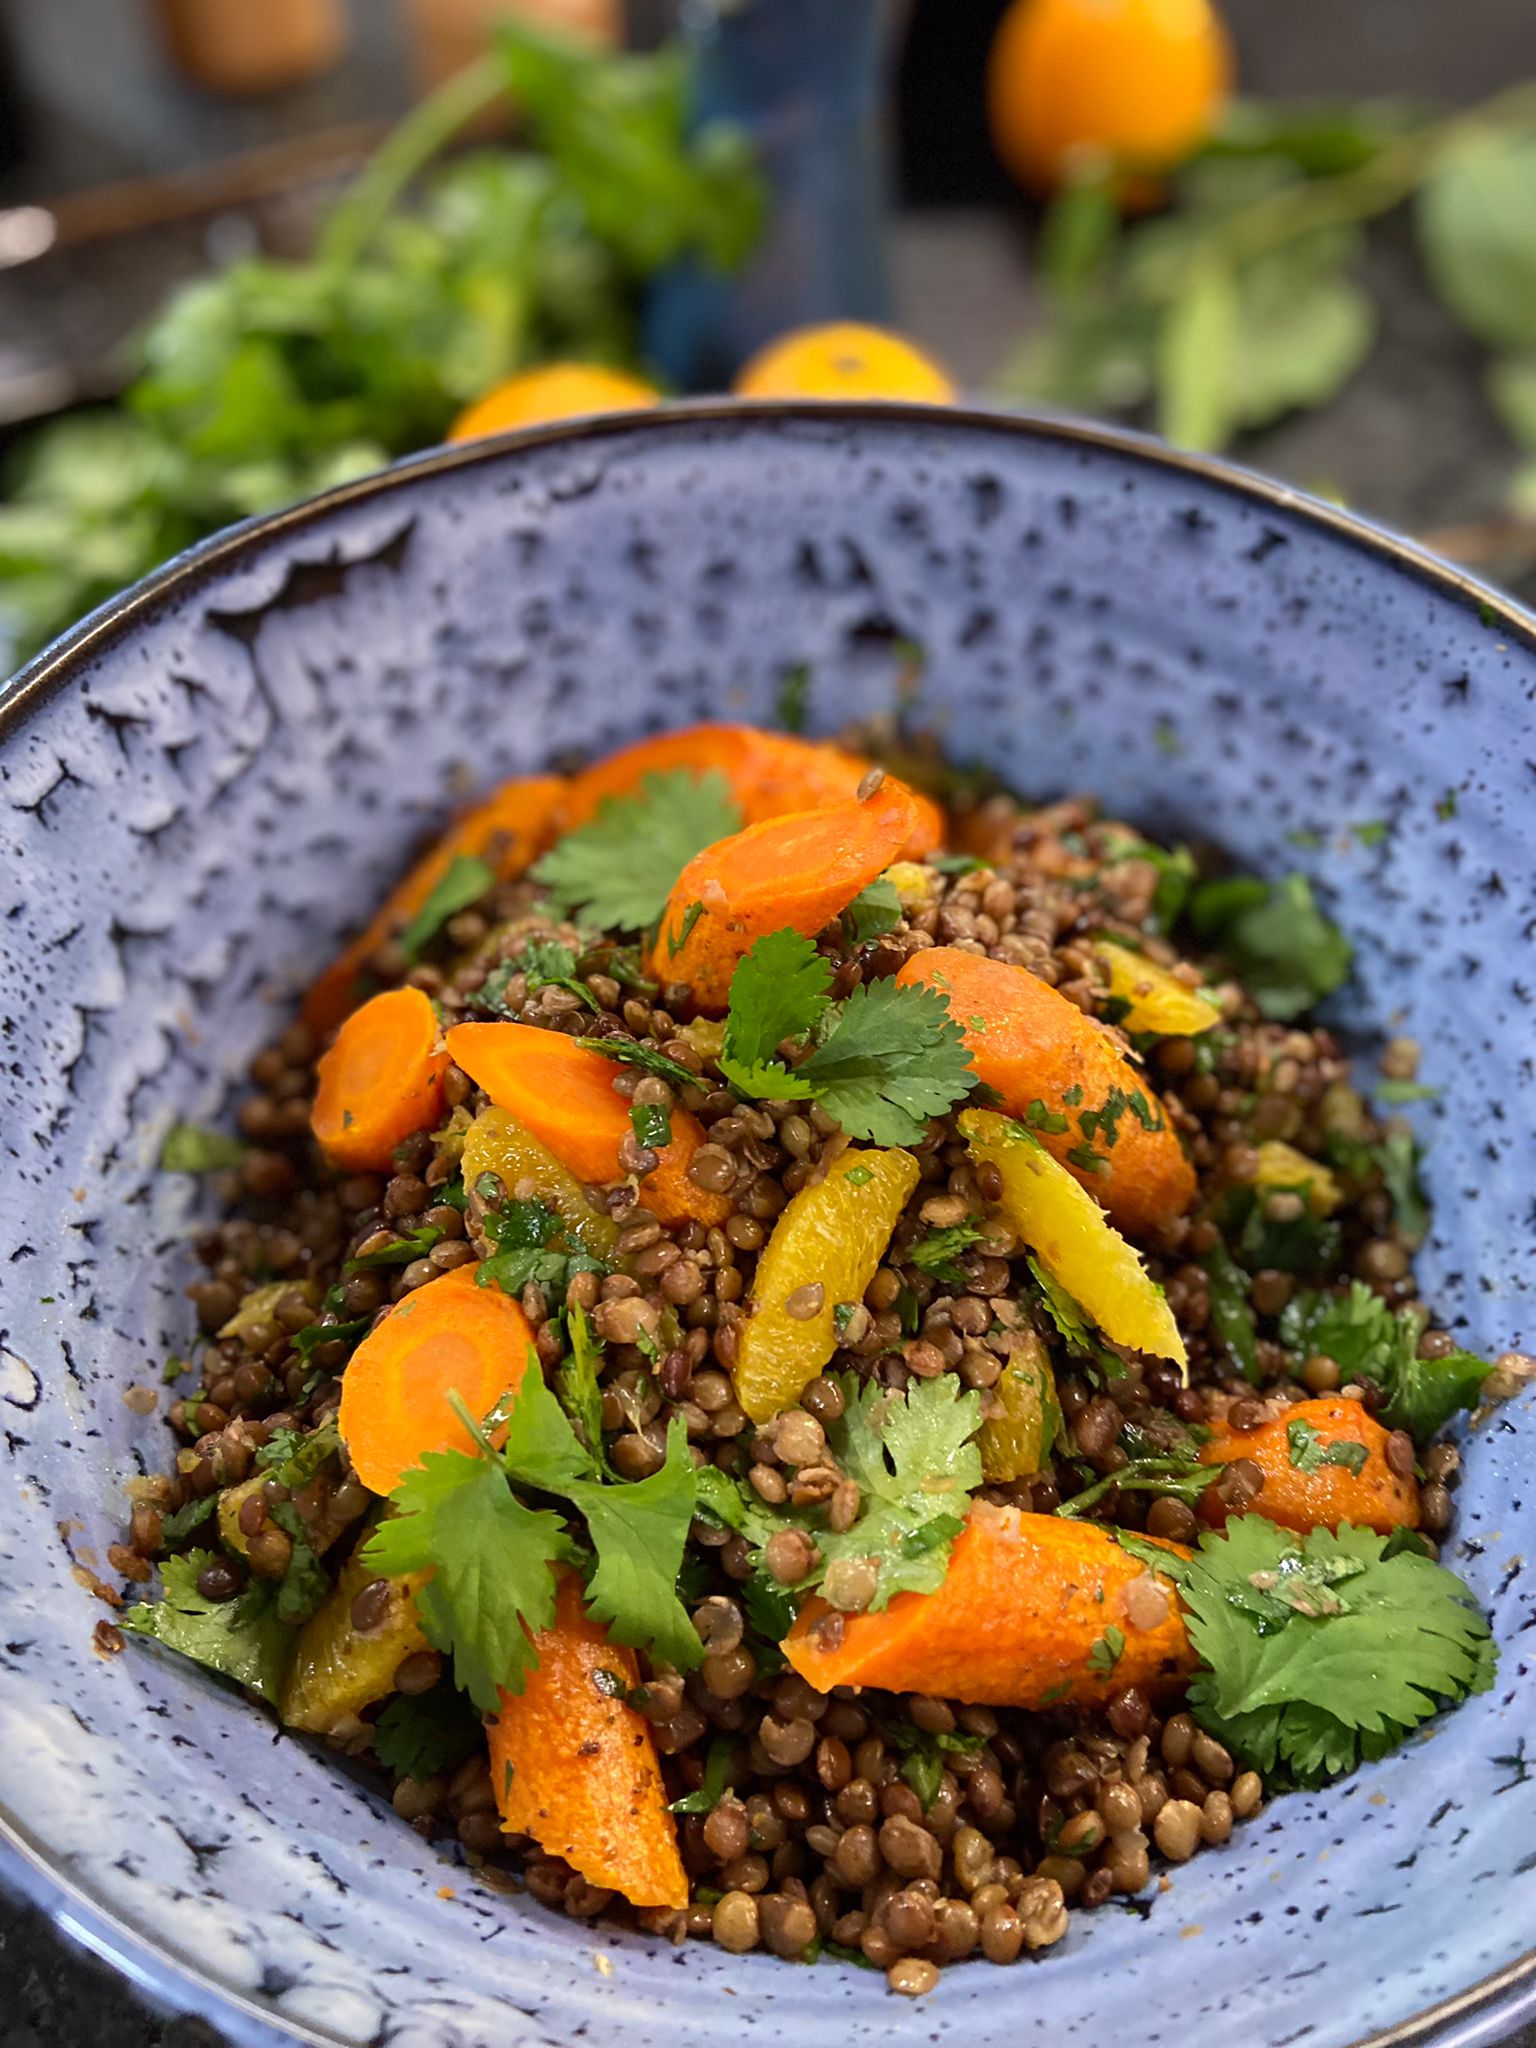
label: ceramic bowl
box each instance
[1,403,1532,2048]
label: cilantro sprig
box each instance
[1118,1519,1496,1789]
[1279,1283,1491,1442]
[364,1358,701,1712]
[718,929,977,1146]
[1189,872,1351,1022]
[121,1550,292,1703]
[533,769,743,932]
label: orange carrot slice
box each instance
[895,947,1195,1235]
[784,1504,1194,1707]
[488,1569,687,1909]
[649,782,921,1011]
[1201,1396,1419,1535]
[443,1021,730,1228]
[560,723,943,858]
[310,987,449,1175]
[303,774,566,1034]
[338,1263,536,1496]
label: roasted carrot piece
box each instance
[560,723,943,857]
[303,774,566,1034]
[896,947,1195,1235]
[488,1568,688,1909]
[338,1263,536,1496]
[1200,1396,1419,1535]
[443,1021,730,1228]
[784,1505,1194,1708]
[310,987,449,1175]
[649,782,921,1011]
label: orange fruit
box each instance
[987,0,1233,197]
[732,322,956,404]
[447,363,660,442]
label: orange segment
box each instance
[1092,941,1221,1036]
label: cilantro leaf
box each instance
[372,1682,484,1781]
[400,853,496,964]
[345,1222,444,1271]
[533,769,743,932]
[1286,1417,1368,1475]
[121,1551,291,1702]
[555,1306,609,1471]
[576,1034,704,1093]
[568,1418,702,1674]
[841,877,904,948]
[796,976,976,1146]
[256,1418,340,1491]
[365,1450,570,1710]
[267,1501,332,1626]
[476,1196,605,1302]
[476,937,598,1014]
[631,1100,673,1151]
[160,1122,245,1172]
[1190,872,1352,1021]
[669,1734,736,1813]
[875,1716,986,1810]
[717,928,832,1097]
[1180,1518,1495,1789]
[818,1375,983,1608]
[907,1218,987,1286]
[1201,1239,1261,1383]
[1088,1625,1126,1676]
[159,1494,218,1544]
[1279,1282,1491,1442]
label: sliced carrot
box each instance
[649,782,921,1011]
[310,987,449,1174]
[443,1020,730,1228]
[895,947,1195,1235]
[560,723,943,858]
[338,1263,536,1496]
[1200,1396,1419,1535]
[784,1504,1194,1708]
[488,1568,687,1909]
[303,774,566,1034]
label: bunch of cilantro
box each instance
[0,28,762,669]
[1119,1519,1496,1789]
[364,1320,702,1710]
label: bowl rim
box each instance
[2,396,1533,2048]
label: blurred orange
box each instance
[448,365,660,442]
[987,0,1233,199]
[732,323,956,404]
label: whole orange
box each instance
[732,323,956,404]
[987,0,1233,197]
[448,364,660,442]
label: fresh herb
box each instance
[630,1100,673,1152]
[1056,1453,1211,1519]
[1376,1129,1429,1244]
[1229,1179,1341,1275]
[121,1550,291,1702]
[576,1034,703,1094]
[159,1495,218,1543]
[669,1735,736,1814]
[1435,789,1459,821]
[366,1368,701,1710]
[1087,1625,1126,1676]
[1279,1283,1491,1442]
[776,662,811,733]
[843,1165,873,1187]
[372,1681,485,1781]
[930,852,987,878]
[399,854,496,964]
[878,1718,986,1810]
[268,1501,331,1626]
[1352,819,1390,847]
[906,1218,987,1286]
[159,1123,245,1172]
[1140,1517,1496,1790]
[292,1313,372,1365]
[475,937,599,1013]
[667,901,706,956]
[1023,1097,1071,1135]
[256,1419,341,1491]
[555,1306,610,1471]
[1374,1078,1439,1105]
[718,928,976,1146]
[741,1573,796,1656]
[160,1355,189,1385]
[534,769,743,931]
[477,1196,605,1301]
[345,1222,445,1271]
[1189,872,1352,1022]
[841,877,904,949]
[1286,1418,1369,1475]
[1201,1240,1261,1383]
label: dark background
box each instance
[3,0,1536,2041]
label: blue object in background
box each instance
[645,0,897,388]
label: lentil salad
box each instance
[110,721,1532,1995]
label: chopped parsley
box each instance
[159,1122,245,1172]
[399,853,496,964]
[533,768,743,932]
[1023,1098,1070,1135]
[630,1100,673,1152]
[1087,1625,1126,1676]
[1286,1418,1368,1475]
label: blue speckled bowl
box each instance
[1,404,1532,2048]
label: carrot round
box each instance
[338,1263,536,1496]
[1200,1397,1420,1535]
[488,1568,687,1909]
[560,723,943,857]
[303,774,566,1034]
[650,782,922,1011]
[443,1020,730,1228]
[310,987,449,1174]
[895,947,1195,1235]
[785,1504,1194,1707]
